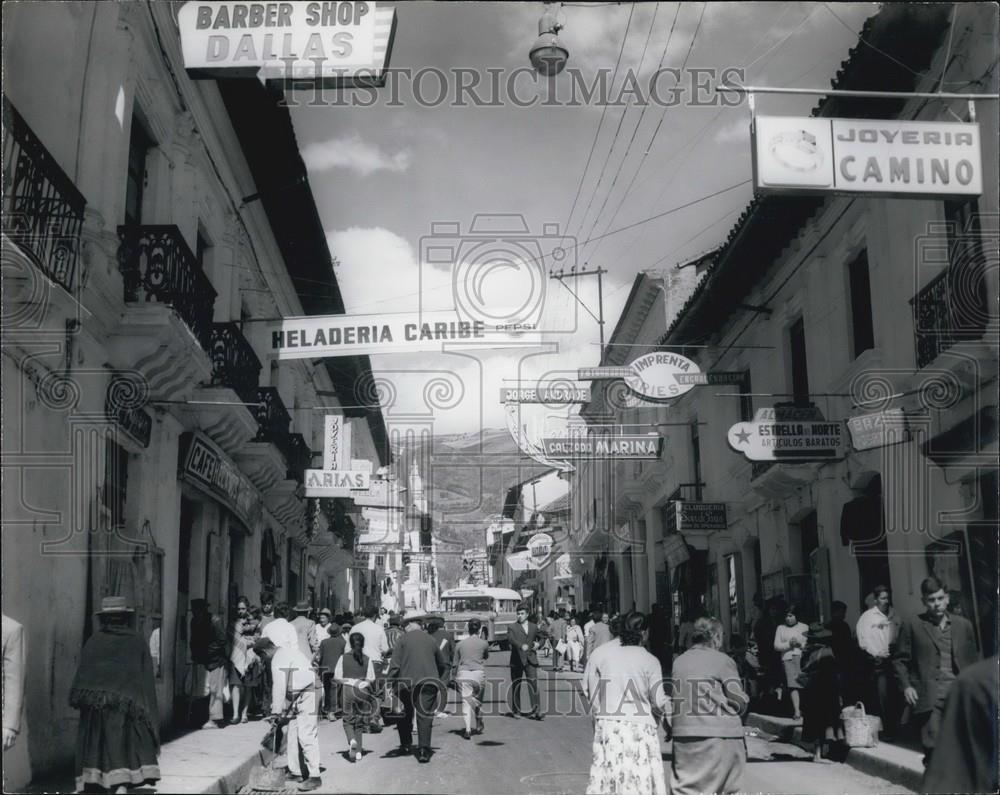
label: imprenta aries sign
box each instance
[178,2,397,86]
[753,115,982,197]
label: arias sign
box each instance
[178,2,397,86]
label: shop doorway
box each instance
[841,475,891,610]
[174,497,196,723]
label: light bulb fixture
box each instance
[529,3,569,77]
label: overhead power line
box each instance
[574,3,662,254]
[562,3,636,238]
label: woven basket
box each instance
[842,702,878,748]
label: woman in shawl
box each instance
[70,596,160,793]
[228,596,259,724]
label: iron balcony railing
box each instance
[253,386,292,442]
[117,225,217,348]
[3,96,86,293]
[911,265,988,369]
[208,322,262,408]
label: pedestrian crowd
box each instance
[3,578,993,795]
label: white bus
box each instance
[440,586,522,649]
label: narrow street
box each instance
[306,657,911,794]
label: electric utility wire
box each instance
[573,3,662,258]
[598,4,835,271]
[583,2,709,262]
[607,2,819,223]
[575,2,677,264]
[562,3,636,239]
[587,9,797,269]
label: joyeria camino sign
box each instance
[753,115,982,197]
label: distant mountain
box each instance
[393,429,550,589]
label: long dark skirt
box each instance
[76,706,160,790]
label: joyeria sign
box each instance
[753,115,982,197]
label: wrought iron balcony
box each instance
[253,386,292,443]
[284,432,313,483]
[3,96,86,293]
[208,322,262,407]
[117,225,217,348]
[911,265,988,369]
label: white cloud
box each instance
[713,116,751,144]
[301,134,411,176]
[327,226,452,315]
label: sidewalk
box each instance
[746,713,924,793]
[26,721,269,794]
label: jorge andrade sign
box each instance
[753,115,982,197]
[178,2,397,86]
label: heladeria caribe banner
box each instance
[267,309,542,359]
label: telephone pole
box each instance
[549,265,608,359]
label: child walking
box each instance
[334,632,377,763]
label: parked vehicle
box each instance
[440,587,522,650]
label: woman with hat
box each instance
[69,596,160,793]
[799,623,842,763]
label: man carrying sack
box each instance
[254,638,322,791]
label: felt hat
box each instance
[293,600,311,613]
[96,595,135,615]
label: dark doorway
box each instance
[842,476,891,610]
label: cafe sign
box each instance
[179,432,262,530]
[178,2,397,86]
[728,405,847,462]
[753,115,982,197]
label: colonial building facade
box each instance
[2,2,388,782]
[566,4,997,651]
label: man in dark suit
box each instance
[385,616,447,763]
[892,577,980,764]
[507,604,542,720]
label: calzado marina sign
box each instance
[753,116,982,197]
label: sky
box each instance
[290,1,878,436]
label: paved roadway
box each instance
[310,654,913,794]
